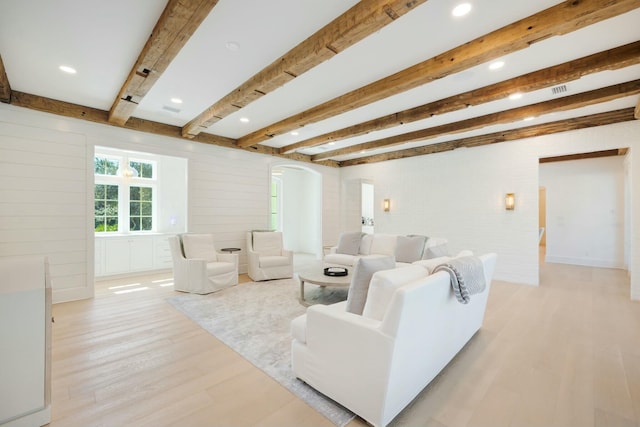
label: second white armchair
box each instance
[246,231,293,281]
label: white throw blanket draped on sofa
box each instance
[433,256,486,304]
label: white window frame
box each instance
[94,150,157,235]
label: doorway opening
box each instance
[270,165,323,262]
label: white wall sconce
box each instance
[383,199,391,212]
[505,193,515,210]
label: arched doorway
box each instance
[270,164,323,260]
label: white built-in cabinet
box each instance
[95,234,173,277]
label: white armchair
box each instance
[246,231,293,281]
[168,234,238,294]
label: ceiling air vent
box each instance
[162,105,181,113]
[551,84,567,95]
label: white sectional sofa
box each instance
[291,252,497,427]
[324,232,449,267]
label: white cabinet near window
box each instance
[96,235,173,277]
[96,236,154,276]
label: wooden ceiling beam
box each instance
[312,80,640,161]
[181,0,429,139]
[635,96,640,119]
[239,0,640,148]
[11,91,338,167]
[108,0,220,126]
[281,41,640,154]
[0,54,11,103]
[339,108,636,166]
[539,149,623,163]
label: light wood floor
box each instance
[50,256,640,427]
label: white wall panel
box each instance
[0,119,91,302]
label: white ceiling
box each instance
[1,0,639,162]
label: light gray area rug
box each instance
[167,278,355,426]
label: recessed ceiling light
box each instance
[489,61,505,70]
[524,116,536,121]
[225,41,240,52]
[240,117,250,123]
[59,65,77,74]
[509,93,523,100]
[170,98,183,104]
[452,3,472,17]
[290,131,299,136]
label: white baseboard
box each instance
[53,286,94,304]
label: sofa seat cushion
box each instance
[206,261,235,276]
[259,255,290,268]
[363,265,428,321]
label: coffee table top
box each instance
[297,264,351,287]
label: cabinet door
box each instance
[129,238,154,271]
[104,239,131,274]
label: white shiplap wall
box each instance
[340,120,640,300]
[0,103,341,302]
[0,121,92,302]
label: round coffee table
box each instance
[297,265,351,306]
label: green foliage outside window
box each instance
[94,157,119,175]
[129,161,153,178]
[130,186,153,231]
[94,184,119,232]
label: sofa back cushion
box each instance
[336,231,363,255]
[358,234,374,255]
[182,234,217,262]
[370,234,397,257]
[252,231,283,256]
[346,256,396,315]
[363,265,427,321]
[395,235,427,263]
[422,237,450,259]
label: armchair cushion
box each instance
[206,261,236,276]
[346,256,395,315]
[252,231,283,256]
[259,255,290,268]
[362,265,428,321]
[182,234,217,262]
[396,235,427,263]
[336,231,363,255]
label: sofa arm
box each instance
[293,304,395,425]
[304,304,393,362]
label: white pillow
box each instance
[346,256,395,315]
[395,235,427,263]
[359,234,373,255]
[336,231,363,255]
[370,234,397,256]
[363,265,427,321]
